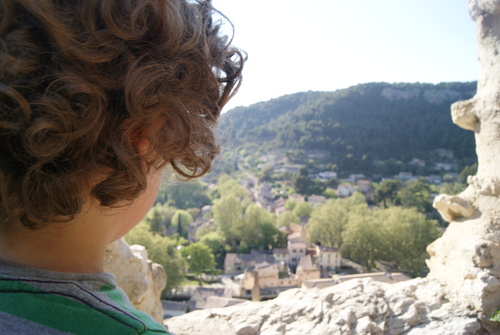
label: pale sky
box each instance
[212,0,480,111]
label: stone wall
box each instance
[165,0,500,334]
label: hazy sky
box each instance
[212,0,479,111]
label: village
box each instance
[159,148,464,318]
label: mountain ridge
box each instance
[223,81,477,176]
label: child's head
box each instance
[0,0,244,231]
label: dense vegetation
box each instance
[225,82,477,176]
[306,192,440,276]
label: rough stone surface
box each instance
[433,194,476,222]
[104,238,167,323]
[430,0,500,332]
[165,278,481,335]
[166,1,500,333]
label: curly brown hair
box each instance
[0,0,244,230]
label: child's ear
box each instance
[132,117,167,156]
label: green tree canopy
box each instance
[292,201,313,220]
[376,206,441,276]
[125,222,185,295]
[277,211,299,227]
[340,207,381,271]
[372,179,403,208]
[213,195,244,246]
[215,174,248,199]
[200,232,226,269]
[241,204,282,250]
[395,178,433,214]
[165,180,211,209]
[241,204,269,249]
[458,162,478,184]
[293,167,311,195]
[171,210,193,239]
[306,193,367,248]
[180,242,216,285]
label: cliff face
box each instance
[165,1,500,334]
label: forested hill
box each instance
[224,82,477,168]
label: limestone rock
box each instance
[432,194,476,222]
[426,0,500,332]
[104,238,167,323]
[165,278,481,335]
[451,99,479,131]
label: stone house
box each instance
[317,171,337,180]
[316,245,341,272]
[295,255,321,284]
[287,227,307,265]
[356,179,373,194]
[308,194,327,207]
[272,248,289,264]
[238,262,299,299]
[287,240,307,265]
[337,183,356,197]
[224,252,276,276]
[288,193,305,203]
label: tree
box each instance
[277,211,299,227]
[166,180,211,209]
[200,232,226,269]
[322,187,338,199]
[187,208,201,220]
[241,204,281,250]
[285,199,297,211]
[260,222,286,250]
[213,195,244,246]
[372,179,403,208]
[180,242,216,285]
[215,174,248,199]
[306,193,367,248]
[292,201,313,221]
[293,167,311,195]
[241,203,266,249]
[395,179,433,214]
[144,203,177,232]
[125,221,185,295]
[376,206,440,276]
[340,208,381,271]
[145,207,166,235]
[171,210,193,239]
[458,163,478,184]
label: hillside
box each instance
[224,82,477,176]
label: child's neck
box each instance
[0,205,114,274]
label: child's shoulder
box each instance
[0,261,171,334]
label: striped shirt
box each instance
[0,261,173,335]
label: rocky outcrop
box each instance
[166,278,481,335]
[429,0,500,332]
[380,87,472,104]
[166,0,500,334]
[104,238,167,324]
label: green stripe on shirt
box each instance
[0,278,167,334]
